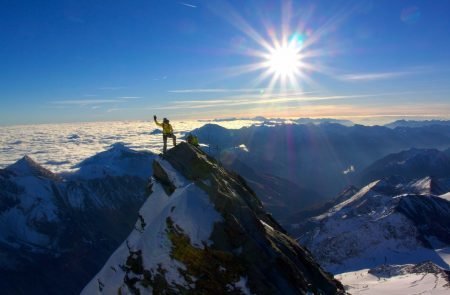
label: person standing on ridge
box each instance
[154,115,177,153]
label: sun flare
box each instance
[214,1,333,92]
[266,43,303,77]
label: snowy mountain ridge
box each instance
[6,155,61,180]
[82,142,345,294]
[0,143,156,294]
[298,176,450,275]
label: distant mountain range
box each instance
[0,143,155,294]
[192,123,450,199]
[385,119,450,128]
[201,116,355,126]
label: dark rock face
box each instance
[397,195,450,245]
[155,143,345,294]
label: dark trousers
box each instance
[163,133,176,153]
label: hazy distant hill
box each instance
[359,148,450,185]
[202,116,355,126]
[385,119,450,128]
[293,118,354,126]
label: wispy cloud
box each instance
[179,2,197,8]
[98,86,125,90]
[153,75,168,81]
[51,99,122,105]
[339,67,429,81]
[118,96,142,99]
[151,92,373,110]
[107,108,123,113]
[151,91,414,111]
[340,71,412,81]
[168,88,266,94]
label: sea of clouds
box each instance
[0,120,257,173]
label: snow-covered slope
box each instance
[70,142,154,179]
[82,142,345,294]
[336,262,450,294]
[0,143,156,294]
[298,176,450,275]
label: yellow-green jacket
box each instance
[154,120,173,135]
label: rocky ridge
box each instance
[82,142,345,294]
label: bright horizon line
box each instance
[1,113,449,128]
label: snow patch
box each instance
[155,158,190,188]
[82,170,223,294]
[438,192,450,201]
[260,219,274,232]
[233,276,253,295]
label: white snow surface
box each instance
[336,266,450,294]
[155,158,190,188]
[0,175,59,251]
[437,247,450,267]
[81,162,223,294]
[439,192,450,201]
[407,177,433,195]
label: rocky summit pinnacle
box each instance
[82,142,345,294]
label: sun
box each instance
[265,43,303,78]
[213,1,333,91]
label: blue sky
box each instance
[1,0,450,125]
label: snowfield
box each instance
[337,264,450,294]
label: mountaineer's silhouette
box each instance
[153,115,176,153]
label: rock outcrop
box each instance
[82,143,345,294]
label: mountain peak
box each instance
[71,142,155,179]
[83,142,345,294]
[6,155,60,180]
